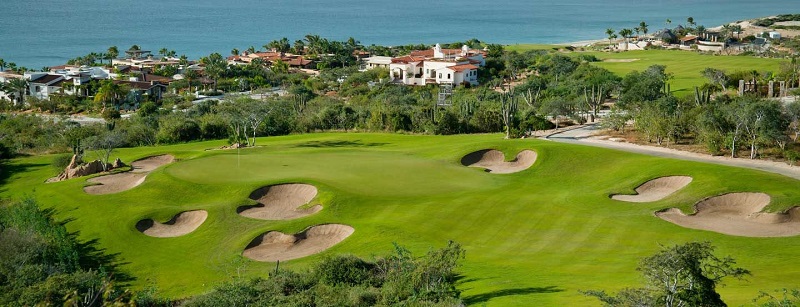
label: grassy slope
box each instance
[505,45,787,96]
[4,133,800,305]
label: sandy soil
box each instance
[461,149,537,174]
[83,155,174,195]
[611,176,693,202]
[242,224,354,262]
[238,184,322,220]
[137,210,208,238]
[657,193,800,237]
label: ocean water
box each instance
[0,0,798,68]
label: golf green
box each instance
[4,132,800,305]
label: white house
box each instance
[769,31,781,39]
[386,44,485,86]
[361,56,392,71]
[26,73,67,100]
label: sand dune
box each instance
[84,155,174,195]
[242,224,354,262]
[238,183,322,220]
[136,210,208,238]
[611,176,693,202]
[461,149,537,174]
[657,193,800,237]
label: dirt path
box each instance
[547,124,800,181]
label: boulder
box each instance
[51,155,118,182]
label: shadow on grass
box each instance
[463,286,564,305]
[294,140,388,148]
[0,160,48,192]
[59,216,134,283]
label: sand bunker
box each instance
[84,155,174,195]
[461,149,537,174]
[238,184,322,220]
[611,176,693,202]
[657,193,800,237]
[242,224,354,262]
[136,210,208,238]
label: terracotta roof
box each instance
[392,55,426,64]
[410,49,434,57]
[680,35,699,42]
[141,73,173,83]
[444,64,478,72]
[287,58,313,66]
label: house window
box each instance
[439,73,442,78]
[447,74,450,79]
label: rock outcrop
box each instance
[49,155,121,182]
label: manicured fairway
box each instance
[506,45,787,96]
[4,133,800,305]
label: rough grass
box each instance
[504,45,787,96]
[4,133,800,305]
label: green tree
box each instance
[606,28,618,45]
[639,21,649,36]
[200,52,227,91]
[584,241,750,307]
[4,77,28,107]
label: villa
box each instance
[364,44,485,86]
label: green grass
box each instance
[505,44,567,52]
[4,133,800,305]
[504,46,787,96]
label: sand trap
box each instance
[136,210,208,238]
[84,155,174,195]
[657,193,800,237]
[238,184,322,220]
[242,224,354,262]
[611,176,693,202]
[461,149,537,174]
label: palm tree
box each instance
[247,46,256,54]
[687,17,695,27]
[665,18,672,28]
[639,21,649,36]
[94,80,127,111]
[619,28,633,50]
[0,58,5,72]
[294,40,305,54]
[200,53,226,91]
[107,46,119,65]
[231,48,239,56]
[5,78,28,107]
[159,48,168,57]
[606,28,616,45]
[183,69,199,94]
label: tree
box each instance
[606,28,617,45]
[94,80,127,111]
[741,99,789,159]
[584,241,750,307]
[687,17,696,27]
[702,68,729,92]
[639,21,649,36]
[200,53,227,91]
[87,131,124,171]
[619,28,634,49]
[231,48,239,56]
[785,101,800,141]
[4,77,28,107]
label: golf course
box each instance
[506,45,788,96]
[4,132,800,305]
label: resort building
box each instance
[380,44,485,86]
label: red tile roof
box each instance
[445,64,478,72]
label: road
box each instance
[546,124,800,181]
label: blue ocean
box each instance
[1,0,798,68]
